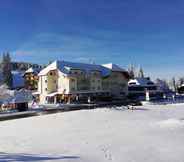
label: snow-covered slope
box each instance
[0,104,184,162]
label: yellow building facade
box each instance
[24,67,41,90]
[38,61,129,104]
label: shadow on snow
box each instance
[110,107,149,111]
[0,152,80,161]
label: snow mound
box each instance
[157,118,184,128]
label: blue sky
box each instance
[0,0,184,79]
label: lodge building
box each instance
[37,60,129,104]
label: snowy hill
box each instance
[0,105,184,162]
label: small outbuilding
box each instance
[1,90,29,112]
[128,77,162,101]
[8,94,28,112]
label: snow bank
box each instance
[157,118,184,128]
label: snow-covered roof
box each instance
[128,77,155,87]
[102,63,126,72]
[38,60,111,77]
[25,67,41,74]
[179,84,184,88]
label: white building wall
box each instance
[38,75,48,104]
[58,71,70,94]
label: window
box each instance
[45,80,47,83]
[129,82,136,85]
[71,79,75,82]
[128,86,144,91]
[147,82,154,85]
[147,86,157,90]
[50,72,53,76]
[45,88,47,91]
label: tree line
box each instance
[128,64,184,92]
[1,54,184,92]
[1,53,12,88]
[0,53,42,89]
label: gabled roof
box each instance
[38,60,111,77]
[102,63,126,72]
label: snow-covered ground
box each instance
[0,104,184,162]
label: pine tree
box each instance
[171,77,177,92]
[128,64,135,79]
[2,52,13,88]
[138,67,144,78]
